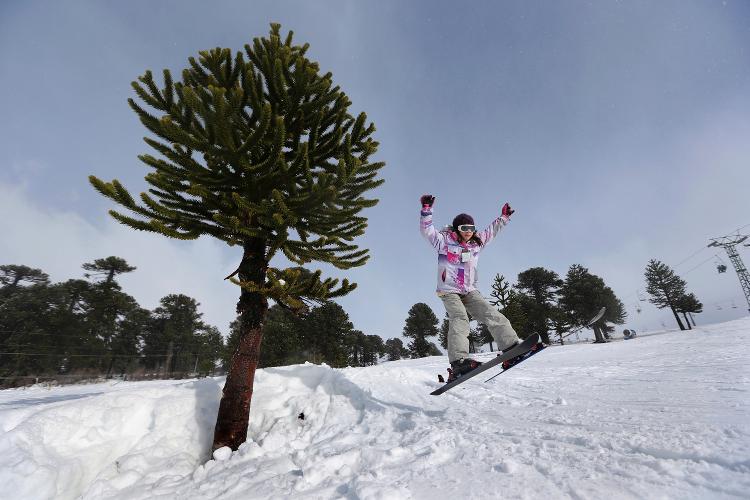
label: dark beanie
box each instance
[452,213,474,231]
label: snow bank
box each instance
[1,319,749,499]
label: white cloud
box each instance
[0,181,241,334]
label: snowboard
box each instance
[430,333,542,396]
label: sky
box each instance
[1,0,749,343]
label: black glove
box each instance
[421,194,435,208]
[501,202,515,218]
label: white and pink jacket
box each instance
[420,207,509,295]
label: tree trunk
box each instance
[689,312,696,327]
[670,306,686,330]
[212,238,268,452]
[682,312,692,330]
[164,341,174,376]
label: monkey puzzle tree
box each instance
[89,24,384,451]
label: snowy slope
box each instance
[1,319,749,500]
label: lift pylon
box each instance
[708,234,750,313]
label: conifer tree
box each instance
[558,264,626,343]
[675,292,702,329]
[402,303,439,358]
[82,257,136,285]
[515,267,562,344]
[384,338,409,361]
[644,260,688,330]
[0,265,49,290]
[438,313,449,349]
[489,274,512,308]
[89,24,384,451]
[301,301,354,367]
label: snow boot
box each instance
[446,358,483,382]
[500,342,545,370]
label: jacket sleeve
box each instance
[420,207,447,253]
[477,215,509,247]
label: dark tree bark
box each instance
[213,238,269,451]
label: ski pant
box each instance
[439,290,520,363]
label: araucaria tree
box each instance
[558,264,626,343]
[89,24,384,451]
[402,303,440,358]
[644,260,688,330]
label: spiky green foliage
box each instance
[644,259,688,330]
[402,302,440,358]
[558,264,626,342]
[89,23,384,308]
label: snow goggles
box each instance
[457,224,476,232]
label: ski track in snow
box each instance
[1,319,749,499]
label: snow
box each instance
[1,319,749,500]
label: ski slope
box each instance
[1,319,749,500]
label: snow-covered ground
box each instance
[2,319,749,500]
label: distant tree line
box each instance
[0,259,395,387]
[0,259,225,387]
[1,256,704,387]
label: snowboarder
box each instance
[419,194,522,381]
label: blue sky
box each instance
[2,0,749,342]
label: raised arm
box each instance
[477,202,514,247]
[419,194,447,252]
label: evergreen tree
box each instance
[675,292,702,329]
[489,274,512,308]
[515,267,562,344]
[558,264,626,343]
[345,330,385,366]
[0,265,49,291]
[644,260,688,330]
[256,304,304,368]
[112,306,152,375]
[193,325,226,373]
[78,257,139,374]
[89,24,384,450]
[301,301,354,367]
[548,305,573,344]
[438,313,449,350]
[361,334,386,366]
[402,303,439,358]
[82,257,136,285]
[144,294,206,373]
[384,338,409,361]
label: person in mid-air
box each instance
[419,194,522,381]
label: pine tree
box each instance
[402,303,439,358]
[0,265,49,290]
[301,301,354,367]
[438,313,449,349]
[644,260,688,330]
[82,257,136,285]
[144,294,207,373]
[81,258,139,375]
[558,264,626,343]
[675,292,702,329]
[89,24,384,451]
[489,274,512,308]
[258,304,304,368]
[515,267,562,344]
[384,338,409,361]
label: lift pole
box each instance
[708,234,750,313]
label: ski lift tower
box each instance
[708,233,750,313]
